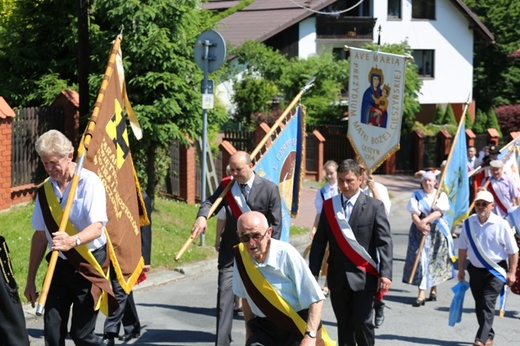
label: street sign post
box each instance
[194,30,226,245]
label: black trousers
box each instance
[103,264,140,337]
[216,266,234,346]
[330,280,375,346]
[246,309,311,346]
[467,262,506,342]
[0,237,30,346]
[44,248,106,346]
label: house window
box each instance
[388,0,401,19]
[412,0,435,19]
[413,50,434,78]
[333,47,349,61]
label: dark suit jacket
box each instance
[309,192,393,292]
[197,174,282,268]
[469,157,483,171]
[141,192,152,265]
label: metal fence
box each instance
[11,106,64,186]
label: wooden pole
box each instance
[407,101,469,284]
[174,77,316,261]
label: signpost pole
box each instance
[194,30,226,247]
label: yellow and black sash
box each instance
[38,180,117,314]
[234,243,335,345]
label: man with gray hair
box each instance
[479,159,520,218]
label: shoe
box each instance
[485,338,494,346]
[102,336,115,346]
[118,331,140,341]
[427,292,437,301]
[412,298,426,307]
[374,305,385,328]
[473,340,485,346]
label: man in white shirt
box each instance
[458,191,518,346]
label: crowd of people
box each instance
[3,131,520,346]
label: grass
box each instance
[2,196,308,304]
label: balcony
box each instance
[316,16,377,41]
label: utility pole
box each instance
[77,0,90,125]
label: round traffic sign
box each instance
[194,30,226,73]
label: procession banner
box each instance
[254,106,305,242]
[347,47,406,172]
[498,143,520,195]
[442,123,470,227]
[78,35,148,294]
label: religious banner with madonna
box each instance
[347,47,406,172]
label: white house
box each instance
[204,0,493,121]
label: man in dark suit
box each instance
[103,191,152,345]
[191,151,282,346]
[310,159,393,346]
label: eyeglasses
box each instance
[475,202,490,207]
[239,228,269,243]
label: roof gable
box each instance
[212,0,336,47]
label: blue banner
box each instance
[254,107,304,242]
[442,123,470,228]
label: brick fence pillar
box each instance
[466,129,476,148]
[252,122,271,161]
[312,130,326,182]
[0,97,15,211]
[220,141,236,176]
[438,129,452,163]
[487,128,500,146]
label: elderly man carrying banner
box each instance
[233,211,334,346]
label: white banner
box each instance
[347,47,406,171]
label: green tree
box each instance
[465,110,473,130]
[232,76,279,127]
[444,104,457,125]
[0,0,226,204]
[224,41,349,126]
[486,108,502,136]
[90,0,224,202]
[433,104,445,125]
[473,108,487,133]
[464,0,520,110]
[279,53,349,124]
[0,0,79,106]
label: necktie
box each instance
[240,183,248,202]
[344,199,352,220]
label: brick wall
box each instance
[0,118,12,210]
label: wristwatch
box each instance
[74,235,82,247]
[305,330,317,338]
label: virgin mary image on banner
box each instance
[361,67,390,128]
[347,47,406,172]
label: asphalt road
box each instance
[24,176,520,345]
